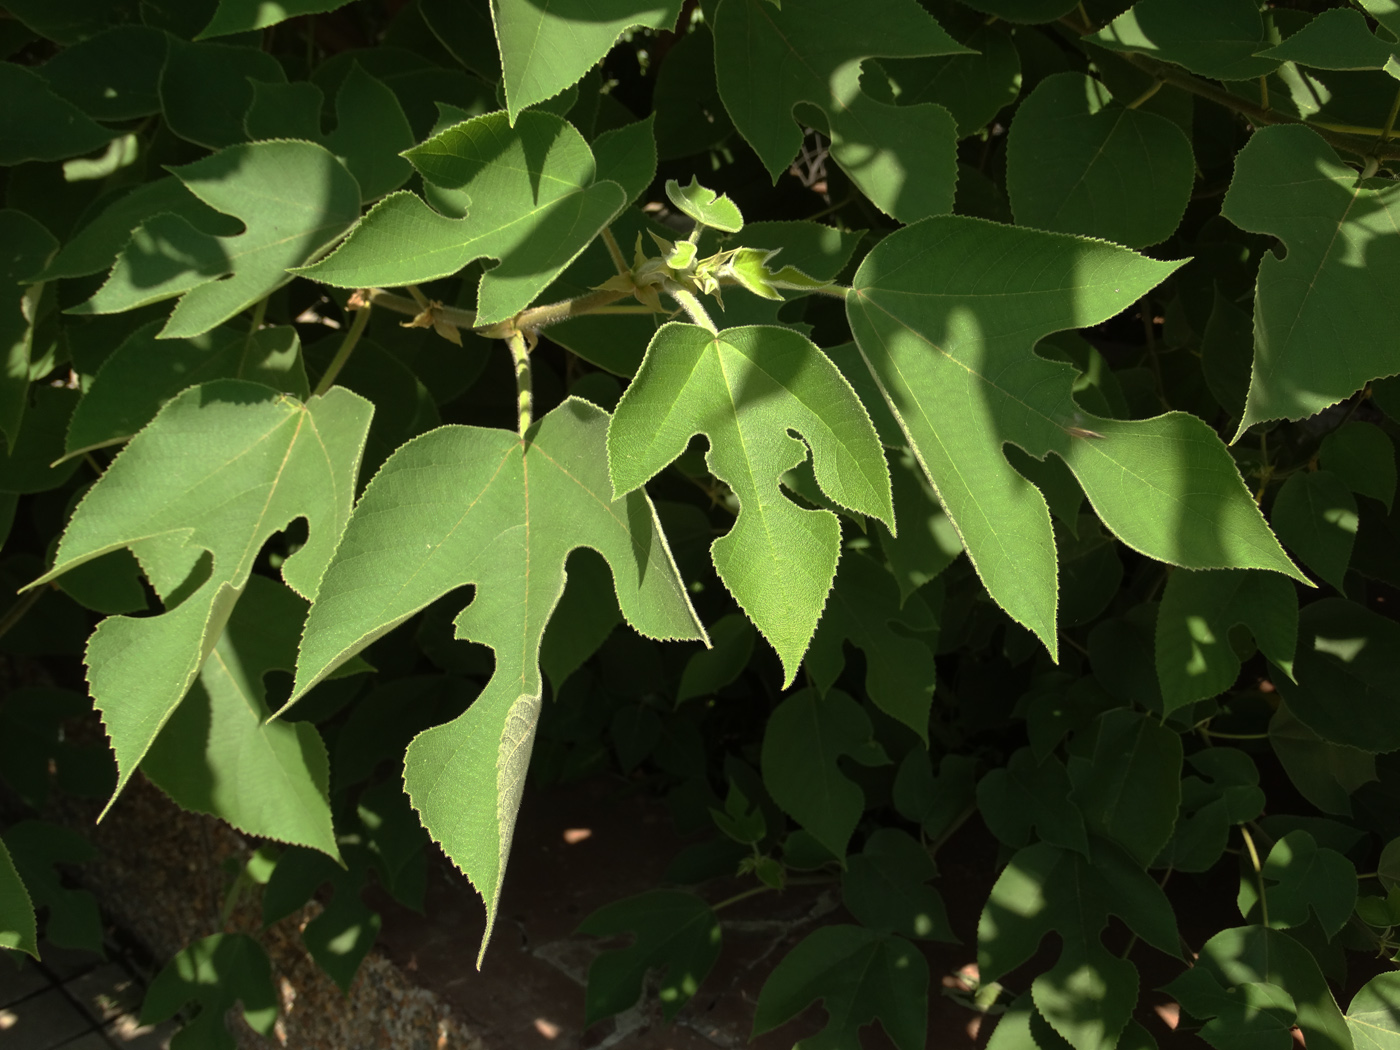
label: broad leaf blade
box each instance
[608,322,892,681]
[291,399,705,964]
[0,834,38,958]
[847,215,1301,657]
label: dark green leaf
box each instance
[0,835,38,958]
[1270,470,1358,590]
[140,933,278,1049]
[0,64,116,165]
[1269,701,1377,816]
[1093,0,1279,81]
[676,612,755,703]
[1261,830,1357,937]
[977,747,1089,856]
[843,828,954,941]
[1321,422,1396,510]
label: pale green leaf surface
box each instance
[803,550,936,740]
[0,63,115,166]
[1222,125,1400,437]
[290,399,705,964]
[1156,568,1298,713]
[977,748,1089,857]
[27,381,372,811]
[842,828,954,942]
[847,216,1299,658]
[158,37,287,149]
[608,323,892,681]
[65,322,309,458]
[1006,73,1195,248]
[1261,831,1357,937]
[492,0,682,121]
[760,688,888,860]
[979,841,1180,1050]
[0,835,38,958]
[666,177,743,233]
[141,575,338,859]
[1273,597,1400,753]
[1186,926,1352,1050]
[1092,0,1279,81]
[713,0,967,222]
[297,111,627,326]
[0,210,57,449]
[75,141,363,340]
[1320,422,1396,510]
[751,925,929,1050]
[1270,470,1358,591]
[1348,972,1400,1050]
[1269,702,1376,817]
[577,889,721,1026]
[198,0,357,39]
[1258,9,1399,71]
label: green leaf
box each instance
[842,828,954,942]
[540,549,623,695]
[978,841,1180,1050]
[141,575,338,859]
[751,925,929,1050]
[894,750,977,841]
[322,62,416,202]
[1221,125,1400,436]
[1179,926,1352,1050]
[492,0,682,121]
[676,612,755,704]
[712,0,966,222]
[1269,701,1377,817]
[0,835,38,958]
[1158,748,1265,872]
[2,0,134,45]
[1092,0,1279,81]
[198,0,357,39]
[577,889,721,1026]
[847,215,1300,658]
[804,549,937,740]
[880,22,1022,139]
[665,177,744,233]
[1068,710,1182,868]
[760,687,888,859]
[1360,0,1400,38]
[1258,9,1400,72]
[3,820,102,954]
[66,322,309,457]
[296,111,627,327]
[1166,967,1299,1050]
[1006,72,1195,248]
[260,845,382,992]
[877,448,964,601]
[609,323,891,681]
[1321,422,1396,511]
[1273,597,1400,752]
[1348,972,1400,1050]
[959,0,1076,22]
[976,747,1089,857]
[1271,470,1358,591]
[75,141,363,340]
[0,210,57,449]
[0,63,116,165]
[0,386,81,495]
[1261,830,1357,938]
[158,36,287,149]
[290,399,705,964]
[34,24,167,120]
[28,381,372,813]
[140,933,278,1049]
[652,25,734,160]
[593,116,658,207]
[1156,568,1298,713]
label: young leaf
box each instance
[842,828,954,942]
[751,925,929,1050]
[295,111,628,326]
[760,688,888,859]
[140,575,339,860]
[1261,831,1357,938]
[1156,568,1298,714]
[73,141,363,340]
[290,399,706,964]
[1006,72,1195,248]
[140,934,278,1050]
[847,215,1302,658]
[1222,125,1400,437]
[608,322,892,681]
[803,549,937,740]
[665,177,744,233]
[0,834,38,959]
[576,889,721,1027]
[978,841,1180,1050]
[712,0,967,222]
[25,381,373,814]
[492,0,682,122]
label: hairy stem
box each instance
[509,329,534,437]
[666,282,718,333]
[601,226,630,276]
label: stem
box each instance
[312,299,371,397]
[1381,85,1400,145]
[666,282,719,333]
[367,288,477,329]
[1258,76,1269,113]
[83,452,104,477]
[509,329,534,437]
[513,287,633,332]
[928,803,978,858]
[601,226,630,277]
[1125,80,1164,110]
[0,586,47,643]
[712,885,771,912]
[246,297,267,345]
[798,283,853,301]
[1240,825,1270,928]
[1199,728,1270,741]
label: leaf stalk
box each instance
[312,295,372,398]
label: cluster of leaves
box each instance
[3,0,1400,1047]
